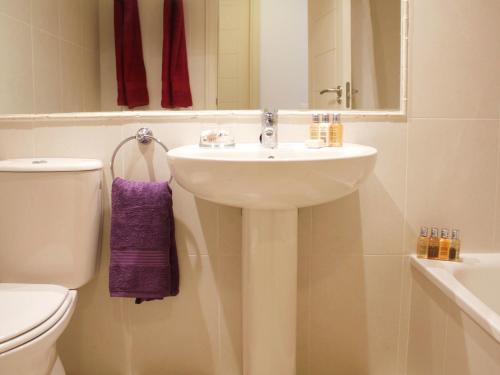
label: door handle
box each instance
[320,85,343,104]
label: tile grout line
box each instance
[29,2,35,115]
[216,206,222,372]
[396,116,411,374]
[306,209,312,375]
[395,255,409,375]
[490,118,500,249]
[216,252,223,373]
[58,0,64,114]
[441,313,450,375]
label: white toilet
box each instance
[0,158,103,375]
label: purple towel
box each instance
[109,178,179,303]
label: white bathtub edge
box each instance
[410,254,500,344]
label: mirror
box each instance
[0,0,402,116]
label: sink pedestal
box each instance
[242,209,298,375]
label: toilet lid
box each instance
[0,158,103,172]
[0,284,69,345]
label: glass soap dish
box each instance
[199,126,235,148]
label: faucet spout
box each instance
[260,110,278,149]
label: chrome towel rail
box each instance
[110,128,173,183]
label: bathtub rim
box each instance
[410,254,500,344]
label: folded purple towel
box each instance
[109,177,179,303]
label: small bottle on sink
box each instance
[416,226,429,258]
[329,113,343,147]
[438,228,452,260]
[319,113,330,146]
[449,229,461,261]
[427,227,440,259]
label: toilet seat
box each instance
[0,284,72,355]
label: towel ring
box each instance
[110,127,173,183]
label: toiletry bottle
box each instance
[438,228,451,260]
[319,113,330,146]
[428,227,440,259]
[329,112,344,147]
[450,229,461,261]
[310,114,320,141]
[416,227,429,258]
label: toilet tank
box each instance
[0,158,103,289]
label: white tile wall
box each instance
[405,0,500,373]
[0,0,101,115]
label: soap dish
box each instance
[199,127,235,148]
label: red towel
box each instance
[114,0,149,108]
[161,0,193,108]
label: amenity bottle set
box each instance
[307,113,344,148]
[416,226,461,261]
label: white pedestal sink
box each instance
[168,143,377,375]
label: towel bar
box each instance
[110,128,173,183]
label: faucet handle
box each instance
[262,109,278,125]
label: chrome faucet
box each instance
[260,110,278,149]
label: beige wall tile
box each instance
[0,14,33,115]
[444,304,500,375]
[137,0,164,110]
[173,189,219,257]
[219,206,242,256]
[97,0,118,111]
[298,207,312,257]
[32,30,62,113]
[409,0,500,119]
[297,253,310,375]
[127,255,219,374]
[82,48,101,111]
[0,0,99,116]
[405,119,498,253]
[310,122,407,256]
[309,255,403,375]
[216,255,243,375]
[32,0,59,36]
[312,192,363,255]
[346,122,407,254]
[81,0,99,51]
[58,243,131,375]
[495,117,500,249]
[0,0,30,23]
[397,257,413,375]
[407,270,448,375]
[61,41,84,112]
[0,121,34,159]
[59,0,83,45]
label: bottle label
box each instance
[416,237,429,258]
[438,241,451,260]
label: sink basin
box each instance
[167,142,377,209]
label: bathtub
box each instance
[410,254,500,344]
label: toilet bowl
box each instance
[0,159,103,374]
[0,284,77,375]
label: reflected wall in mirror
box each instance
[0,0,401,116]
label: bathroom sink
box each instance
[168,141,377,374]
[167,142,377,209]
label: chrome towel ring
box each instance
[110,127,173,183]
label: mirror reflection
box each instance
[0,0,401,116]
